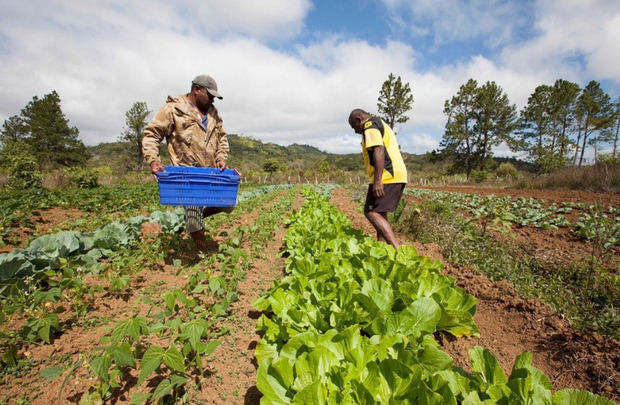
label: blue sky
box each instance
[1,0,619,159]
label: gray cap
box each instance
[192,74,223,99]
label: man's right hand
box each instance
[150,161,165,179]
[373,181,384,199]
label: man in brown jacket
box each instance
[142,74,231,252]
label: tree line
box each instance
[440,78,619,177]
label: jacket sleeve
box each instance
[214,113,229,163]
[142,105,173,165]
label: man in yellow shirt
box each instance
[348,109,407,249]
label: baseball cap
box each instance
[192,74,223,99]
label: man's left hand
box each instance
[215,161,243,178]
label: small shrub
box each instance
[470,170,489,183]
[64,167,98,188]
[5,151,42,189]
[42,169,71,189]
[597,153,619,166]
[495,162,519,180]
[94,165,114,178]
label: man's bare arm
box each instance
[371,145,385,198]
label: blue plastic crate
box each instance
[156,166,240,207]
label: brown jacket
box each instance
[142,94,229,167]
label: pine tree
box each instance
[575,81,614,165]
[441,79,478,178]
[1,91,88,168]
[377,73,414,131]
[549,79,580,164]
[119,101,150,167]
[440,79,516,178]
[517,79,581,172]
[0,116,26,146]
[474,81,518,170]
[516,84,554,171]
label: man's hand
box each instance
[373,181,384,198]
[215,160,227,171]
[214,161,243,178]
[150,161,165,179]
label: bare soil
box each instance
[193,192,305,404]
[330,186,620,403]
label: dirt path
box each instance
[192,190,305,404]
[330,187,620,402]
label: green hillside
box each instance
[88,134,430,177]
[87,134,534,183]
[228,134,430,172]
[226,134,328,169]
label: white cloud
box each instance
[500,0,620,84]
[405,133,440,154]
[0,1,313,145]
[312,134,361,154]
[0,1,427,151]
[381,0,529,47]
[0,0,618,161]
[440,55,553,108]
[188,0,312,40]
[0,1,311,42]
[494,142,521,158]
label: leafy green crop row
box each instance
[73,186,300,403]
[252,189,614,405]
[309,183,339,198]
[0,209,184,294]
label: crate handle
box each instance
[157,172,240,183]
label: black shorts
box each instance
[363,183,405,213]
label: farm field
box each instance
[336,185,619,400]
[0,183,618,404]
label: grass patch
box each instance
[514,162,620,192]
